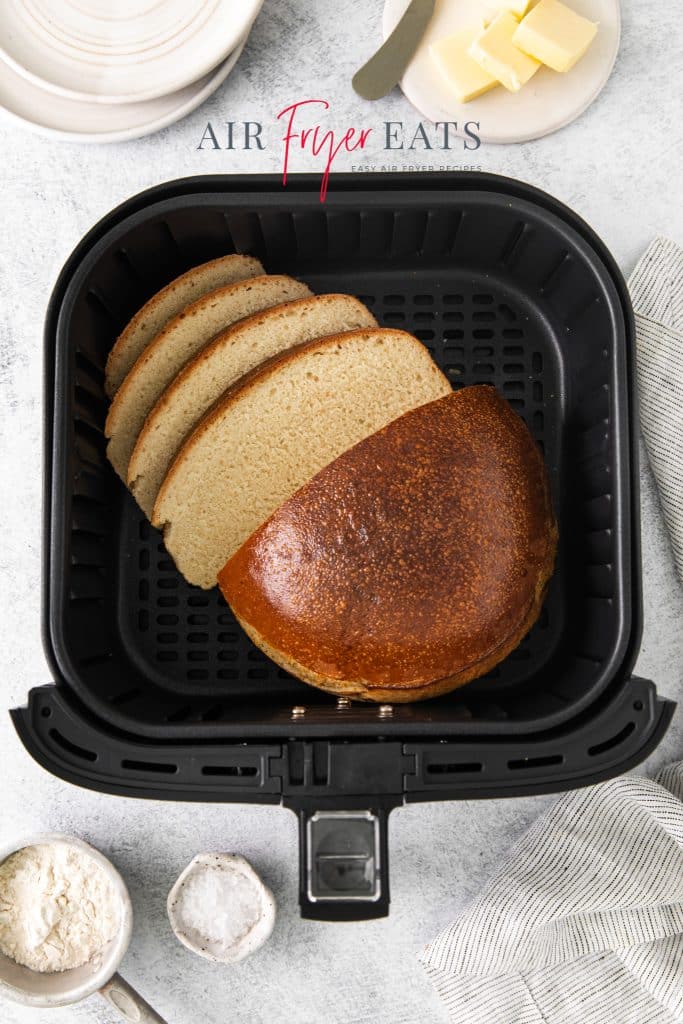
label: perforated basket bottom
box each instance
[115,266,564,709]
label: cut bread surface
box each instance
[105,274,311,482]
[128,294,377,516]
[219,387,557,702]
[153,329,451,588]
[104,254,263,397]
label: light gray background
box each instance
[1,2,682,1022]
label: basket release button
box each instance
[306,810,380,902]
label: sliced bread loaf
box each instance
[105,274,311,482]
[128,294,377,516]
[153,329,451,588]
[105,254,263,397]
[219,387,557,702]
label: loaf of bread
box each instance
[105,274,311,482]
[127,294,377,517]
[218,387,557,702]
[153,329,452,588]
[105,254,263,397]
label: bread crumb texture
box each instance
[105,274,311,481]
[105,254,263,397]
[128,294,376,516]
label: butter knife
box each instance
[352,0,436,101]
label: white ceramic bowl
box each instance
[167,853,276,964]
[0,833,132,1009]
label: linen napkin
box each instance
[420,762,683,1024]
[629,237,683,583]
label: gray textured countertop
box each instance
[1,1,682,1022]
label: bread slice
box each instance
[105,254,263,397]
[219,387,557,702]
[105,275,311,482]
[128,295,377,516]
[153,329,451,588]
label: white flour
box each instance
[0,843,120,973]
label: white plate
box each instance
[0,0,262,104]
[383,0,620,144]
[0,34,246,144]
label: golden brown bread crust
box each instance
[218,386,558,702]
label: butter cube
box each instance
[430,25,498,103]
[513,0,598,72]
[469,12,541,92]
[494,0,531,16]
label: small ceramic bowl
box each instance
[167,853,276,964]
[0,833,132,1008]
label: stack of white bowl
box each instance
[0,0,264,142]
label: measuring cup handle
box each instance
[99,972,168,1023]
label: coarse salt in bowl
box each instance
[167,854,276,964]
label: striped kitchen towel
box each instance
[629,237,683,583]
[420,762,683,1024]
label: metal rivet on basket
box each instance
[291,706,306,719]
[336,697,351,709]
[378,705,393,718]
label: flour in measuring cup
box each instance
[0,842,120,972]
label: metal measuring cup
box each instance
[0,832,166,1023]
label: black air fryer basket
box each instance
[13,173,674,919]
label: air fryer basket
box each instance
[13,173,673,920]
